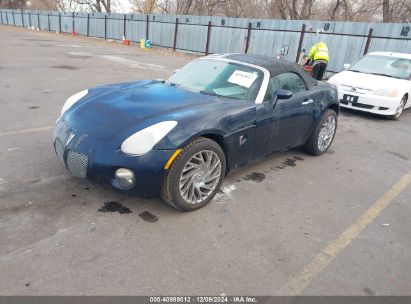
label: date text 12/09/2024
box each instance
[149,296,257,303]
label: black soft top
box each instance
[224,53,318,89]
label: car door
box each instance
[256,72,315,155]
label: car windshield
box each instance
[166,59,264,101]
[349,55,411,80]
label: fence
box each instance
[1,9,411,73]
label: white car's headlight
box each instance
[373,88,398,97]
[61,90,88,116]
[121,121,178,156]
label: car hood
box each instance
[329,71,407,91]
[64,80,229,142]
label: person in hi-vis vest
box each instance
[306,39,329,81]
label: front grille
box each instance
[66,150,88,178]
[341,85,372,94]
[55,139,65,163]
[353,102,374,109]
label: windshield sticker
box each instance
[228,70,258,88]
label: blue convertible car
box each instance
[54,54,339,211]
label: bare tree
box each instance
[5,0,58,9]
[266,0,315,20]
[52,0,112,12]
[223,0,246,17]
[382,0,389,22]
[0,0,27,8]
[2,0,409,23]
[175,0,193,14]
[328,0,343,20]
[90,0,111,12]
[194,0,223,15]
[133,0,158,13]
[123,0,410,22]
[157,0,171,13]
[380,0,411,23]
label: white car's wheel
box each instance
[390,96,406,120]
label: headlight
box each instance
[61,90,88,116]
[120,121,178,156]
[373,88,398,97]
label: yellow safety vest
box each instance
[307,42,329,62]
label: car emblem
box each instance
[351,87,357,92]
[66,132,75,146]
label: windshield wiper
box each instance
[369,72,401,79]
[168,82,180,87]
[348,69,362,73]
[200,90,218,96]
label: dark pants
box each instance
[312,61,327,80]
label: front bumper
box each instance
[336,85,401,116]
[53,118,174,197]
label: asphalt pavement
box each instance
[0,25,410,296]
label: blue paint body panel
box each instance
[54,118,174,196]
[53,58,339,197]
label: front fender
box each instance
[311,84,339,121]
[155,102,257,172]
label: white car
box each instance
[328,52,411,120]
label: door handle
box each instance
[302,99,314,105]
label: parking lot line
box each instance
[278,169,411,295]
[0,126,53,137]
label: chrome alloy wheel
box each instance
[318,116,336,152]
[179,150,222,204]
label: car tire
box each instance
[161,137,226,211]
[389,96,406,120]
[303,109,337,156]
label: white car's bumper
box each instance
[336,86,401,116]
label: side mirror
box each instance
[276,89,293,100]
[343,63,350,70]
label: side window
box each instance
[265,76,281,101]
[265,72,307,101]
[277,72,307,93]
